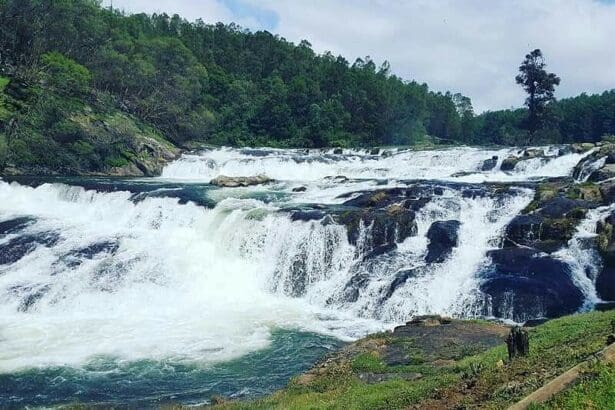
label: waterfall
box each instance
[0,145,605,375]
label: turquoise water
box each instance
[0,329,341,407]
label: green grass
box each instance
[213,310,615,410]
[531,362,615,410]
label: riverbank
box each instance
[212,310,615,409]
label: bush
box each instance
[41,52,92,97]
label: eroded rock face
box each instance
[210,174,274,187]
[480,248,584,322]
[425,220,461,263]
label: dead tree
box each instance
[507,326,529,360]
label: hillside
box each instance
[0,0,467,175]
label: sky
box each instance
[102,0,615,112]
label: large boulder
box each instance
[480,248,584,322]
[425,220,461,263]
[504,196,595,253]
[335,206,418,251]
[210,174,274,187]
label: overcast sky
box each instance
[102,0,615,112]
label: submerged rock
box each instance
[210,174,274,187]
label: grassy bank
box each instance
[213,310,615,409]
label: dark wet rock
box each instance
[597,266,615,301]
[481,156,499,171]
[537,197,594,218]
[210,174,274,187]
[462,188,488,199]
[595,301,615,311]
[504,211,582,253]
[500,156,519,171]
[0,232,60,265]
[370,148,380,155]
[481,249,584,321]
[362,243,397,261]
[384,268,419,299]
[425,220,461,263]
[292,186,307,192]
[335,206,417,251]
[290,210,326,222]
[487,247,539,271]
[0,217,36,236]
[333,148,343,155]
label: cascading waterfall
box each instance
[0,145,609,406]
[554,204,615,308]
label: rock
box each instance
[523,148,544,158]
[600,180,615,203]
[210,174,274,187]
[481,249,584,321]
[538,197,594,218]
[336,207,417,251]
[362,243,397,261]
[588,163,615,182]
[292,186,307,192]
[333,148,343,155]
[596,267,615,301]
[370,148,380,155]
[384,268,419,299]
[481,156,499,171]
[0,232,60,265]
[425,220,461,263]
[500,156,519,171]
[504,213,579,252]
[290,210,326,222]
[571,142,595,153]
[595,302,615,311]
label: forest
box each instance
[0,0,614,173]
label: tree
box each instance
[515,49,560,140]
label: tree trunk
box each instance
[506,326,529,360]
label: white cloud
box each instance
[104,0,615,112]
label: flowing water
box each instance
[0,146,605,406]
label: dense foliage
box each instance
[0,0,614,173]
[0,0,463,159]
